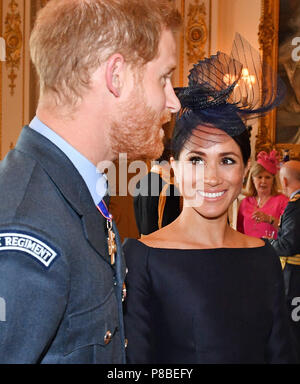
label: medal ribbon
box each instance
[96,199,127,301]
[96,199,112,221]
[96,199,116,265]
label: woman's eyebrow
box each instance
[186,150,239,157]
[218,151,239,157]
[186,150,206,156]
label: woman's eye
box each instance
[222,157,235,165]
[189,157,204,165]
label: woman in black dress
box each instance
[123,37,296,363]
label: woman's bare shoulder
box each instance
[232,230,265,248]
[139,224,181,249]
[140,226,266,250]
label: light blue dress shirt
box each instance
[29,116,107,205]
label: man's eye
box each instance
[161,76,167,85]
[161,74,172,85]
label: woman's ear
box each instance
[170,156,177,175]
[170,156,178,184]
[243,159,251,179]
[105,53,125,97]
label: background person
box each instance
[237,150,288,239]
[133,140,181,236]
[0,0,181,364]
[270,160,300,361]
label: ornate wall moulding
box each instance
[0,36,5,61]
[4,0,22,96]
[186,0,208,64]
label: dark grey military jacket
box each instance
[270,193,300,257]
[0,126,126,363]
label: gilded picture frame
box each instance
[256,0,300,159]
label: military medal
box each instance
[96,199,117,265]
[106,219,117,265]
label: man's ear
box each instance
[282,176,288,189]
[105,54,125,97]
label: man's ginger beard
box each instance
[109,83,170,161]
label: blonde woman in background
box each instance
[237,150,288,239]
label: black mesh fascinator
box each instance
[174,33,285,137]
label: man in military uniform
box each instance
[0,0,181,363]
[270,160,300,361]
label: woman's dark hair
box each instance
[171,106,251,165]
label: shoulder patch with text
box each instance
[0,231,59,268]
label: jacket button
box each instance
[125,338,128,348]
[104,330,112,345]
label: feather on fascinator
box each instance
[256,150,280,175]
[174,33,286,137]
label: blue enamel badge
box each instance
[0,232,59,268]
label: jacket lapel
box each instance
[80,209,110,264]
[15,126,111,265]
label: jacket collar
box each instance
[290,189,300,201]
[15,126,111,264]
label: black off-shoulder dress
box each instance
[123,238,297,364]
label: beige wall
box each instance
[216,0,261,54]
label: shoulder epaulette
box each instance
[290,193,300,202]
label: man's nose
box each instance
[166,84,181,113]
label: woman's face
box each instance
[171,126,248,219]
[252,170,274,196]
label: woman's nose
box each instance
[204,165,221,186]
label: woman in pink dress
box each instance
[237,150,288,239]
